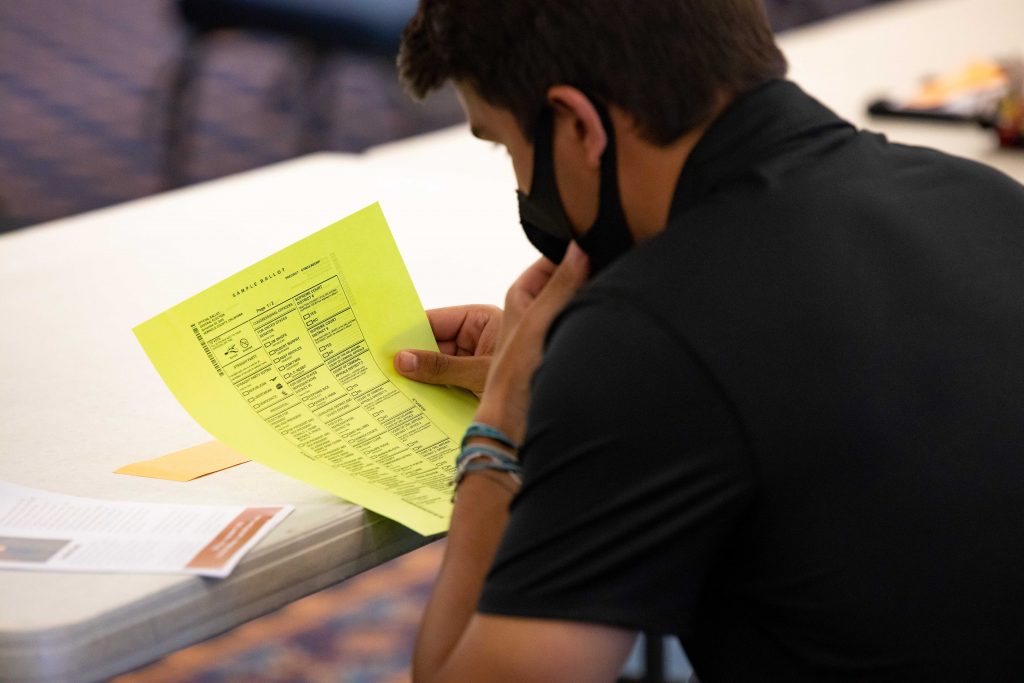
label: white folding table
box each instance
[2,0,1022,680]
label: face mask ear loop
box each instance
[520,106,575,242]
[534,99,619,226]
[569,95,634,274]
[529,107,556,198]
[589,98,629,236]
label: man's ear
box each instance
[546,86,608,169]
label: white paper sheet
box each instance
[0,481,292,578]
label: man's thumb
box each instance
[394,350,488,395]
[539,242,590,311]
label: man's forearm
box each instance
[412,469,516,681]
[411,249,586,679]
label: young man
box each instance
[392,1,1024,681]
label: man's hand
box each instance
[476,243,590,443]
[394,305,503,397]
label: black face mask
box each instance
[516,99,633,273]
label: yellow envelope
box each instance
[116,441,250,482]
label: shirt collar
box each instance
[670,80,855,218]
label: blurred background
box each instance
[0,1,894,682]
[0,0,891,234]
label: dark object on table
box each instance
[866,98,994,126]
[868,57,1024,149]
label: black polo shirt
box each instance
[478,81,1024,681]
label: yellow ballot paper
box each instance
[134,204,478,535]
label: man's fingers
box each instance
[425,306,475,342]
[425,305,504,357]
[532,243,590,318]
[513,257,559,300]
[503,244,590,341]
[394,349,490,395]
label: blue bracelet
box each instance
[451,440,523,494]
[462,460,522,476]
[452,455,523,492]
[461,421,519,451]
[456,443,518,469]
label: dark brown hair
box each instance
[398,0,787,145]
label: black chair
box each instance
[162,0,418,187]
[618,634,669,683]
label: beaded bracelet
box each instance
[461,421,520,451]
[451,443,522,499]
[451,422,523,500]
[455,443,519,469]
[452,448,522,485]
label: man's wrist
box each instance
[455,419,523,500]
[458,468,520,499]
[472,405,525,446]
[474,378,527,445]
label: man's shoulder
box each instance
[607,132,1024,287]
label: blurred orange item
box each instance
[995,60,1024,148]
[907,59,1008,109]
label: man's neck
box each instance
[614,97,731,243]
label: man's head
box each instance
[399,0,785,146]
[399,1,787,262]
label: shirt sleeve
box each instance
[477,295,753,636]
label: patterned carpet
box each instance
[112,541,445,683]
[0,0,464,232]
[1,1,891,681]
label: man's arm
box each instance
[408,246,638,682]
[413,472,636,683]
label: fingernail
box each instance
[397,351,418,373]
[567,242,588,268]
